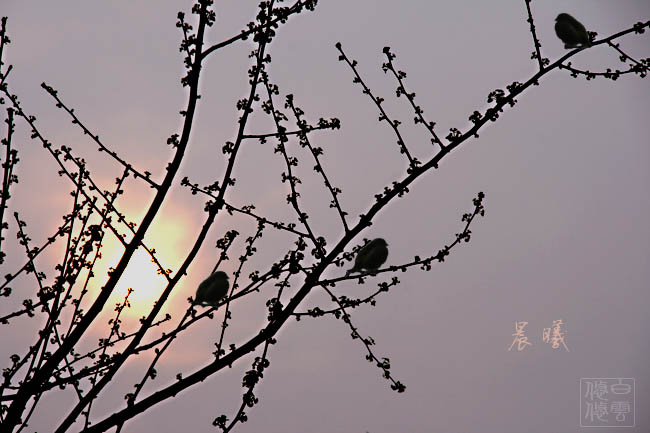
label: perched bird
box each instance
[194,271,229,307]
[555,13,591,49]
[346,238,389,275]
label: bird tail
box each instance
[565,42,592,49]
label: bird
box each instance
[346,238,389,275]
[555,13,591,49]
[194,271,229,307]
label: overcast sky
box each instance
[1,1,649,432]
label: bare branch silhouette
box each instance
[0,2,647,432]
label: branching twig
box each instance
[0,107,17,264]
[285,95,349,232]
[336,43,418,170]
[180,178,311,238]
[607,40,650,72]
[262,72,326,258]
[524,0,549,70]
[85,288,135,429]
[381,49,444,149]
[41,84,159,188]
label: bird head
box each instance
[556,13,573,22]
[213,271,229,279]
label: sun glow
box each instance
[92,208,194,319]
[108,247,168,315]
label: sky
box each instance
[1,1,649,432]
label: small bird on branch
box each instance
[194,271,229,307]
[555,13,592,49]
[346,238,389,276]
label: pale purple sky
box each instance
[1,1,649,432]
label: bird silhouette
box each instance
[194,271,229,307]
[555,13,591,49]
[346,238,389,275]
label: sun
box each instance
[108,247,169,315]
[93,207,195,319]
